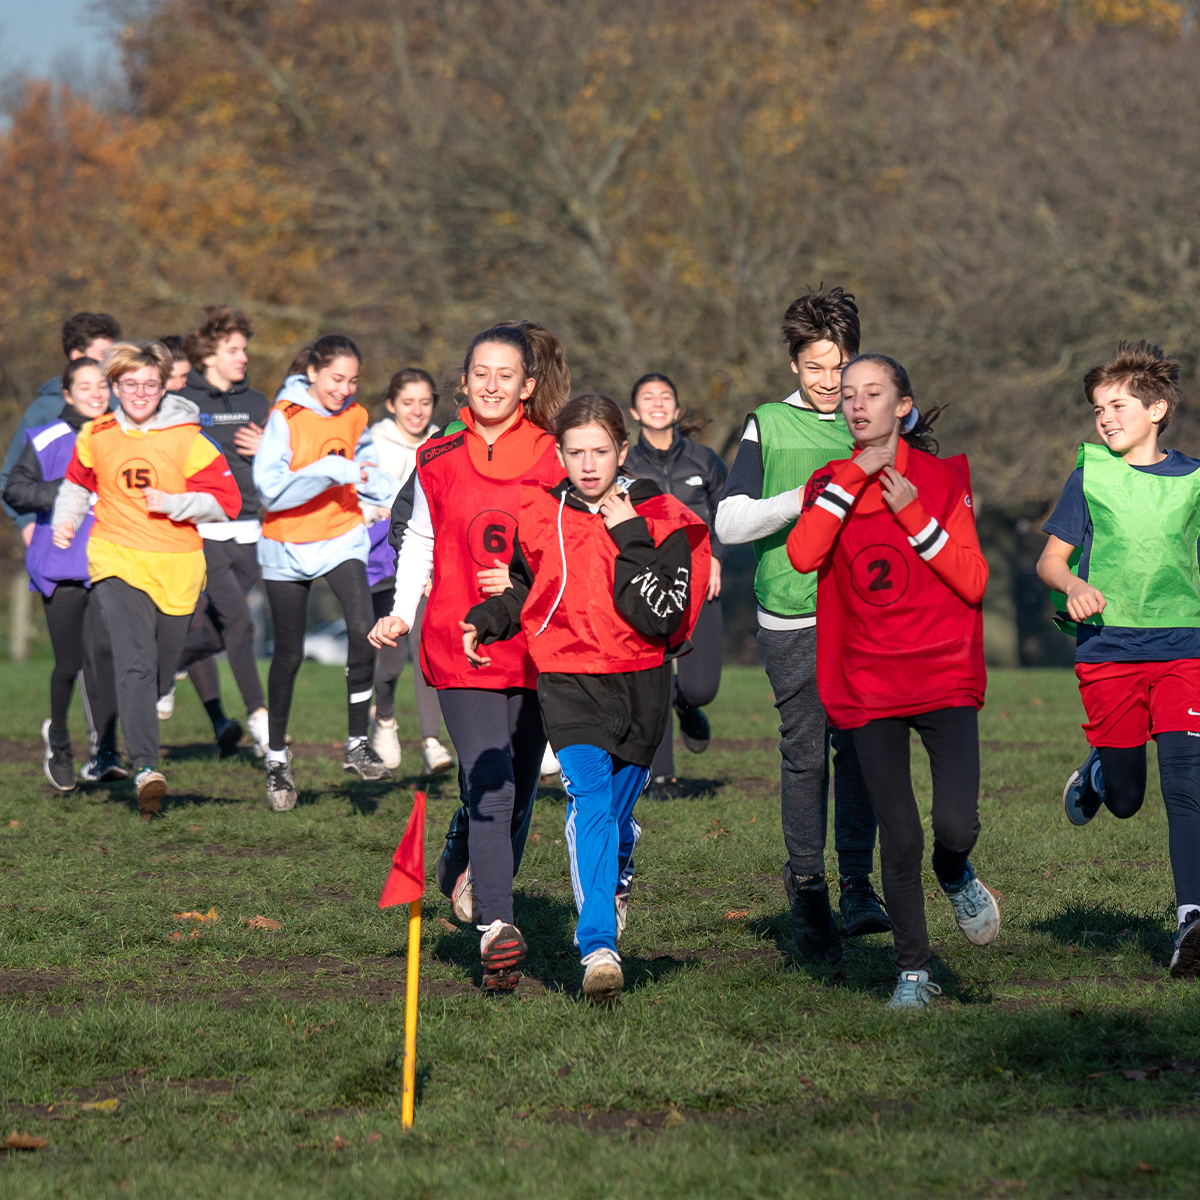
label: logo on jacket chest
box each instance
[467,509,517,565]
[849,543,910,607]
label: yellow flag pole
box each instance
[401,895,422,1128]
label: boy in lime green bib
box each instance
[1038,341,1200,979]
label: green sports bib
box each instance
[1052,443,1200,631]
[753,402,853,617]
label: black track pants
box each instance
[851,706,982,971]
[651,595,723,779]
[263,559,375,751]
[438,687,545,925]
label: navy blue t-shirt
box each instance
[1042,448,1200,662]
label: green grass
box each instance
[1,661,1198,1197]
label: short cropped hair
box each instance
[62,312,121,357]
[101,342,172,385]
[184,305,254,369]
[1083,340,1182,431]
[781,287,860,362]
[158,335,189,364]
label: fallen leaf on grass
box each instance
[365,1132,381,1144]
[332,1135,348,1150]
[1136,1162,1160,1174]
[1123,1070,1147,1081]
[245,916,282,931]
[724,910,750,920]
[1030,697,1043,706]
[189,825,201,833]
[80,1098,120,1114]
[8,821,18,828]
[662,1108,685,1128]
[4,1131,49,1150]
[1087,1070,1111,1078]
[174,908,218,923]
[437,917,457,933]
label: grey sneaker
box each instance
[343,740,392,782]
[581,947,624,1003]
[1063,747,1104,826]
[887,968,942,1010]
[943,869,1000,946]
[1169,911,1200,979]
[265,751,297,812]
[134,768,167,818]
[41,719,76,793]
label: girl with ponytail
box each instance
[370,320,570,992]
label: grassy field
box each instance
[1,660,1198,1198]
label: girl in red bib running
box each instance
[370,322,569,990]
[462,394,709,1000]
[786,354,998,1010]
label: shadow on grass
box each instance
[161,742,263,766]
[1031,903,1174,963]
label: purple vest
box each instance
[366,518,396,588]
[24,420,93,596]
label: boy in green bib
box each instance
[716,288,889,962]
[1038,341,1200,979]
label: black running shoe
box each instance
[41,720,76,793]
[1063,747,1104,826]
[481,920,526,992]
[839,875,892,937]
[783,863,842,964]
[79,751,129,784]
[215,717,244,759]
[343,740,392,781]
[676,704,710,754]
[647,775,684,801]
[1170,911,1200,979]
[436,804,471,900]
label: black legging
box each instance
[264,559,375,751]
[851,706,981,971]
[41,581,119,755]
[1098,736,1200,907]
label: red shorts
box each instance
[1075,659,1200,747]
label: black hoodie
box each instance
[2,404,89,515]
[177,368,271,521]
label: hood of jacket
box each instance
[274,374,357,418]
[183,367,253,400]
[373,416,439,452]
[108,392,200,433]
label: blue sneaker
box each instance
[1063,748,1104,826]
[943,867,1000,946]
[887,968,942,1010]
[1169,911,1200,979]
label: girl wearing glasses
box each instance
[51,342,240,816]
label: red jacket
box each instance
[786,441,987,729]
[416,410,564,690]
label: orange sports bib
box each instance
[88,416,201,553]
[261,401,368,544]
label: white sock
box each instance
[1177,905,1200,929]
[347,736,366,751]
[266,747,288,764]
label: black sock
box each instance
[204,698,227,732]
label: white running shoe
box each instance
[452,866,481,924]
[156,686,175,721]
[944,873,1001,947]
[581,947,624,1003]
[422,737,453,774]
[370,715,402,770]
[247,708,270,759]
[540,744,560,779]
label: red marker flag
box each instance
[379,790,427,908]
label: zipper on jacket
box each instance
[488,443,494,461]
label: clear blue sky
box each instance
[0,0,109,77]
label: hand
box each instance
[21,523,34,548]
[599,490,637,529]
[1065,579,1107,623]
[706,556,722,601]
[143,488,169,514]
[879,466,918,514]
[52,521,75,549]
[233,421,263,456]
[359,465,370,484]
[369,615,410,648]
[423,578,433,598]
[460,620,491,667]
[854,423,901,477]
[477,558,511,596]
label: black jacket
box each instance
[2,404,87,516]
[177,369,271,520]
[624,428,728,562]
[466,477,695,766]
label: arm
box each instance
[714,419,802,545]
[388,472,416,553]
[145,434,241,524]
[252,409,361,512]
[352,424,401,508]
[50,441,97,543]
[389,474,435,627]
[889,478,989,605]
[785,458,871,573]
[610,515,693,639]
[1037,535,1105,622]
[2,438,59,515]
[464,538,534,645]
[1,407,49,527]
[702,447,730,564]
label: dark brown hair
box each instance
[300,335,363,375]
[629,371,710,440]
[158,335,189,364]
[462,320,571,431]
[1083,340,1182,431]
[184,305,254,368]
[554,392,629,451]
[62,312,120,357]
[781,286,860,362]
[843,353,943,455]
[385,367,438,406]
[62,356,102,393]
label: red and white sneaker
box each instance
[480,919,526,992]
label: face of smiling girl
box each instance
[64,364,110,420]
[307,355,360,413]
[557,422,629,504]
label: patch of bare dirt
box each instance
[544,1107,689,1133]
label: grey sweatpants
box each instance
[757,624,878,879]
[95,577,192,770]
